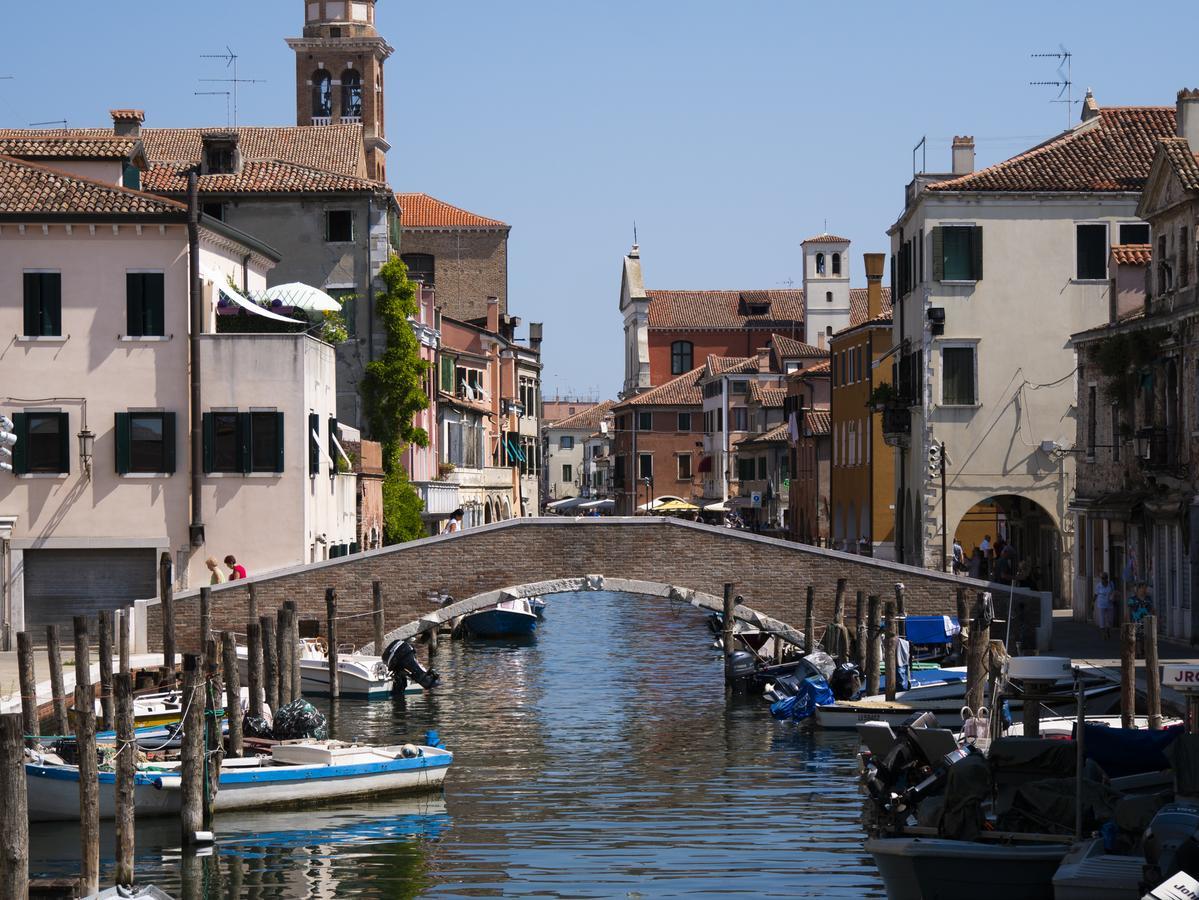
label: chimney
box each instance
[1080,88,1100,123]
[1178,88,1199,150]
[528,322,543,353]
[864,253,885,319]
[951,136,974,175]
[486,296,500,334]
[110,109,144,138]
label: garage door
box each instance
[23,548,158,633]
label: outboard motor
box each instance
[1143,804,1199,890]
[382,639,440,691]
[829,662,863,701]
[726,650,760,694]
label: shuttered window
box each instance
[250,411,285,473]
[23,273,62,337]
[328,416,340,474]
[12,411,69,474]
[1076,224,1108,280]
[126,273,166,337]
[309,412,321,475]
[115,412,176,474]
[203,410,283,474]
[932,226,983,281]
[941,346,977,406]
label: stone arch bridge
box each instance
[149,518,1052,654]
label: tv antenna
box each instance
[1030,46,1076,129]
[199,46,265,126]
[912,135,926,176]
[194,90,232,126]
[29,119,67,129]
[633,221,638,246]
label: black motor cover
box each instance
[1144,804,1199,888]
[382,639,440,690]
[829,662,862,701]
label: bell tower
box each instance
[286,0,394,181]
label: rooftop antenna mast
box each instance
[1030,46,1075,129]
[199,46,265,127]
[194,91,232,127]
[912,136,926,176]
[633,221,638,247]
[29,119,67,129]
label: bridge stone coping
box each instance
[362,575,808,653]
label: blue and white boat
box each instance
[25,739,452,822]
[529,597,547,619]
[463,597,538,638]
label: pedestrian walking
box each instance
[1128,581,1154,654]
[951,537,965,574]
[1094,571,1116,639]
[206,557,226,585]
[224,554,247,581]
[444,508,464,534]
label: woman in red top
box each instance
[224,554,247,580]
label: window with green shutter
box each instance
[309,413,321,475]
[933,226,983,282]
[116,412,176,474]
[249,411,284,473]
[1076,224,1109,280]
[23,273,62,337]
[328,416,340,475]
[203,412,240,473]
[126,273,166,337]
[439,356,455,394]
[18,411,69,474]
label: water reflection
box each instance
[28,591,883,897]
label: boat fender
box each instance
[425,729,446,750]
[400,743,421,758]
[152,777,164,791]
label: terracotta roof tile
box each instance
[770,334,829,359]
[0,155,186,217]
[142,159,385,195]
[801,233,851,244]
[396,192,508,229]
[618,366,704,408]
[804,410,831,436]
[1160,136,1199,193]
[549,399,615,430]
[797,359,831,376]
[737,422,790,445]
[849,288,894,327]
[0,135,138,160]
[926,106,1175,194]
[646,288,888,330]
[749,383,787,408]
[1111,244,1152,266]
[706,354,763,376]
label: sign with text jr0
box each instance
[1162,665,1199,692]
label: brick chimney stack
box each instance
[110,109,144,138]
[1080,88,1100,122]
[1178,88,1199,150]
[864,253,886,320]
[486,296,500,334]
[951,136,974,175]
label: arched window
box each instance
[826,326,833,337]
[671,340,693,375]
[825,291,833,303]
[832,253,842,275]
[816,253,825,275]
[312,70,333,119]
[401,253,435,286]
[341,69,363,119]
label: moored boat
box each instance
[463,597,538,637]
[25,739,453,822]
[237,640,420,699]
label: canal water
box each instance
[28,590,885,897]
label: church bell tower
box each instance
[286,0,393,181]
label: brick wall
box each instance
[399,229,508,322]
[149,518,1046,654]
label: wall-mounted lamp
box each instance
[77,427,95,479]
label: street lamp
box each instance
[77,426,95,480]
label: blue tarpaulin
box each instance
[905,615,960,645]
[1081,722,1183,778]
[770,676,835,721]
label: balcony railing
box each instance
[311,116,332,126]
[881,406,912,448]
[1137,426,1178,470]
[413,480,460,516]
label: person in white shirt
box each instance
[1094,571,1116,639]
[444,508,464,534]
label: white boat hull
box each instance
[236,646,419,699]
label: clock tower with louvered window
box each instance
[286,0,394,181]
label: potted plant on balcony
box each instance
[437,462,456,480]
[866,381,898,412]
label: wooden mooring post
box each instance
[98,609,115,730]
[884,601,897,702]
[833,578,847,627]
[180,654,204,844]
[16,632,37,749]
[954,588,968,658]
[46,624,68,737]
[854,590,866,671]
[722,583,736,683]
[199,587,212,665]
[72,684,100,896]
[1146,615,1162,730]
[221,631,244,757]
[118,606,132,676]
[284,600,301,702]
[1121,622,1137,730]
[326,588,340,700]
[373,580,385,653]
[865,595,881,696]
[247,621,264,720]
[965,598,991,715]
[204,639,221,828]
[276,607,292,707]
[247,582,258,625]
[261,614,278,713]
[114,672,135,887]
[427,623,440,662]
[160,551,176,685]
[893,583,907,638]
[0,713,29,900]
[73,615,92,696]
[804,586,816,654]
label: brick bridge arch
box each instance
[151,518,1052,653]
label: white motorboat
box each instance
[25,739,452,822]
[238,639,420,699]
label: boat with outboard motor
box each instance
[25,736,453,822]
[237,637,439,699]
[462,597,538,637]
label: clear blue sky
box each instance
[2,1,1195,400]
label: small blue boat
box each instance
[463,597,538,637]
